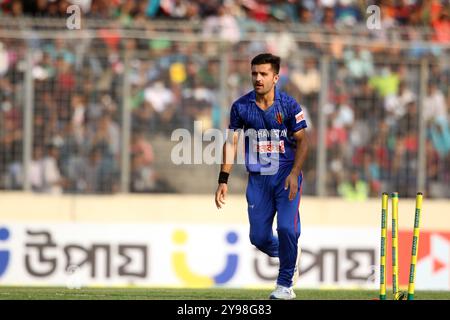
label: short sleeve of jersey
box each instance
[229,103,244,130]
[287,99,307,132]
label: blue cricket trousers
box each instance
[246,164,302,288]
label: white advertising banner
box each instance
[0,223,448,290]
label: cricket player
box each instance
[215,53,309,299]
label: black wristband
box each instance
[218,171,229,184]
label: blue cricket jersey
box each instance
[228,88,307,174]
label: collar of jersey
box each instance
[249,86,281,103]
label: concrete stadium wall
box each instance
[1,193,450,231]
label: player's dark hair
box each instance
[251,53,280,74]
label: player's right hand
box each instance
[215,183,228,209]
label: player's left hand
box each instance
[284,173,298,201]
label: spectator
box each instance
[322,6,336,29]
[132,100,156,134]
[384,81,416,127]
[0,42,8,76]
[271,0,298,22]
[432,10,450,44]
[290,57,321,96]
[1,98,22,190]
[429,117,450,158]
[335,0,361,27]
[144,79,178,133]
[130,131,156,192]
[88,111,120,159]
[59,123,85,193]
[362,151,382,197]
[81,146,118,193]
[266,28,298,60]
[144,80,174,116]
[325,116,348,148]
[369,66,400,97]
[10,0,23,17]
[343,46,374,80]
[203,4,240,43]
[299,5,314,24]
[391,128,418,197]
[29,145,64,194]
[424,82,448,123]
[338,170,369,201]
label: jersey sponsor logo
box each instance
[253,140,285,154]
[275,112,284,124]
[295,111,304,123]
[246,129,288,139]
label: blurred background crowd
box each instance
[0,0,449,30]
[0,0,449,199]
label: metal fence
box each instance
[0,18,449,198]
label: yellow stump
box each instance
[391,192,399,296]
[407,192,423,300]
[380,192,388,300]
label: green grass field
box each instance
[0,287,449,300]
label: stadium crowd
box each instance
[0,0,449,197]
[0,0,449,31]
